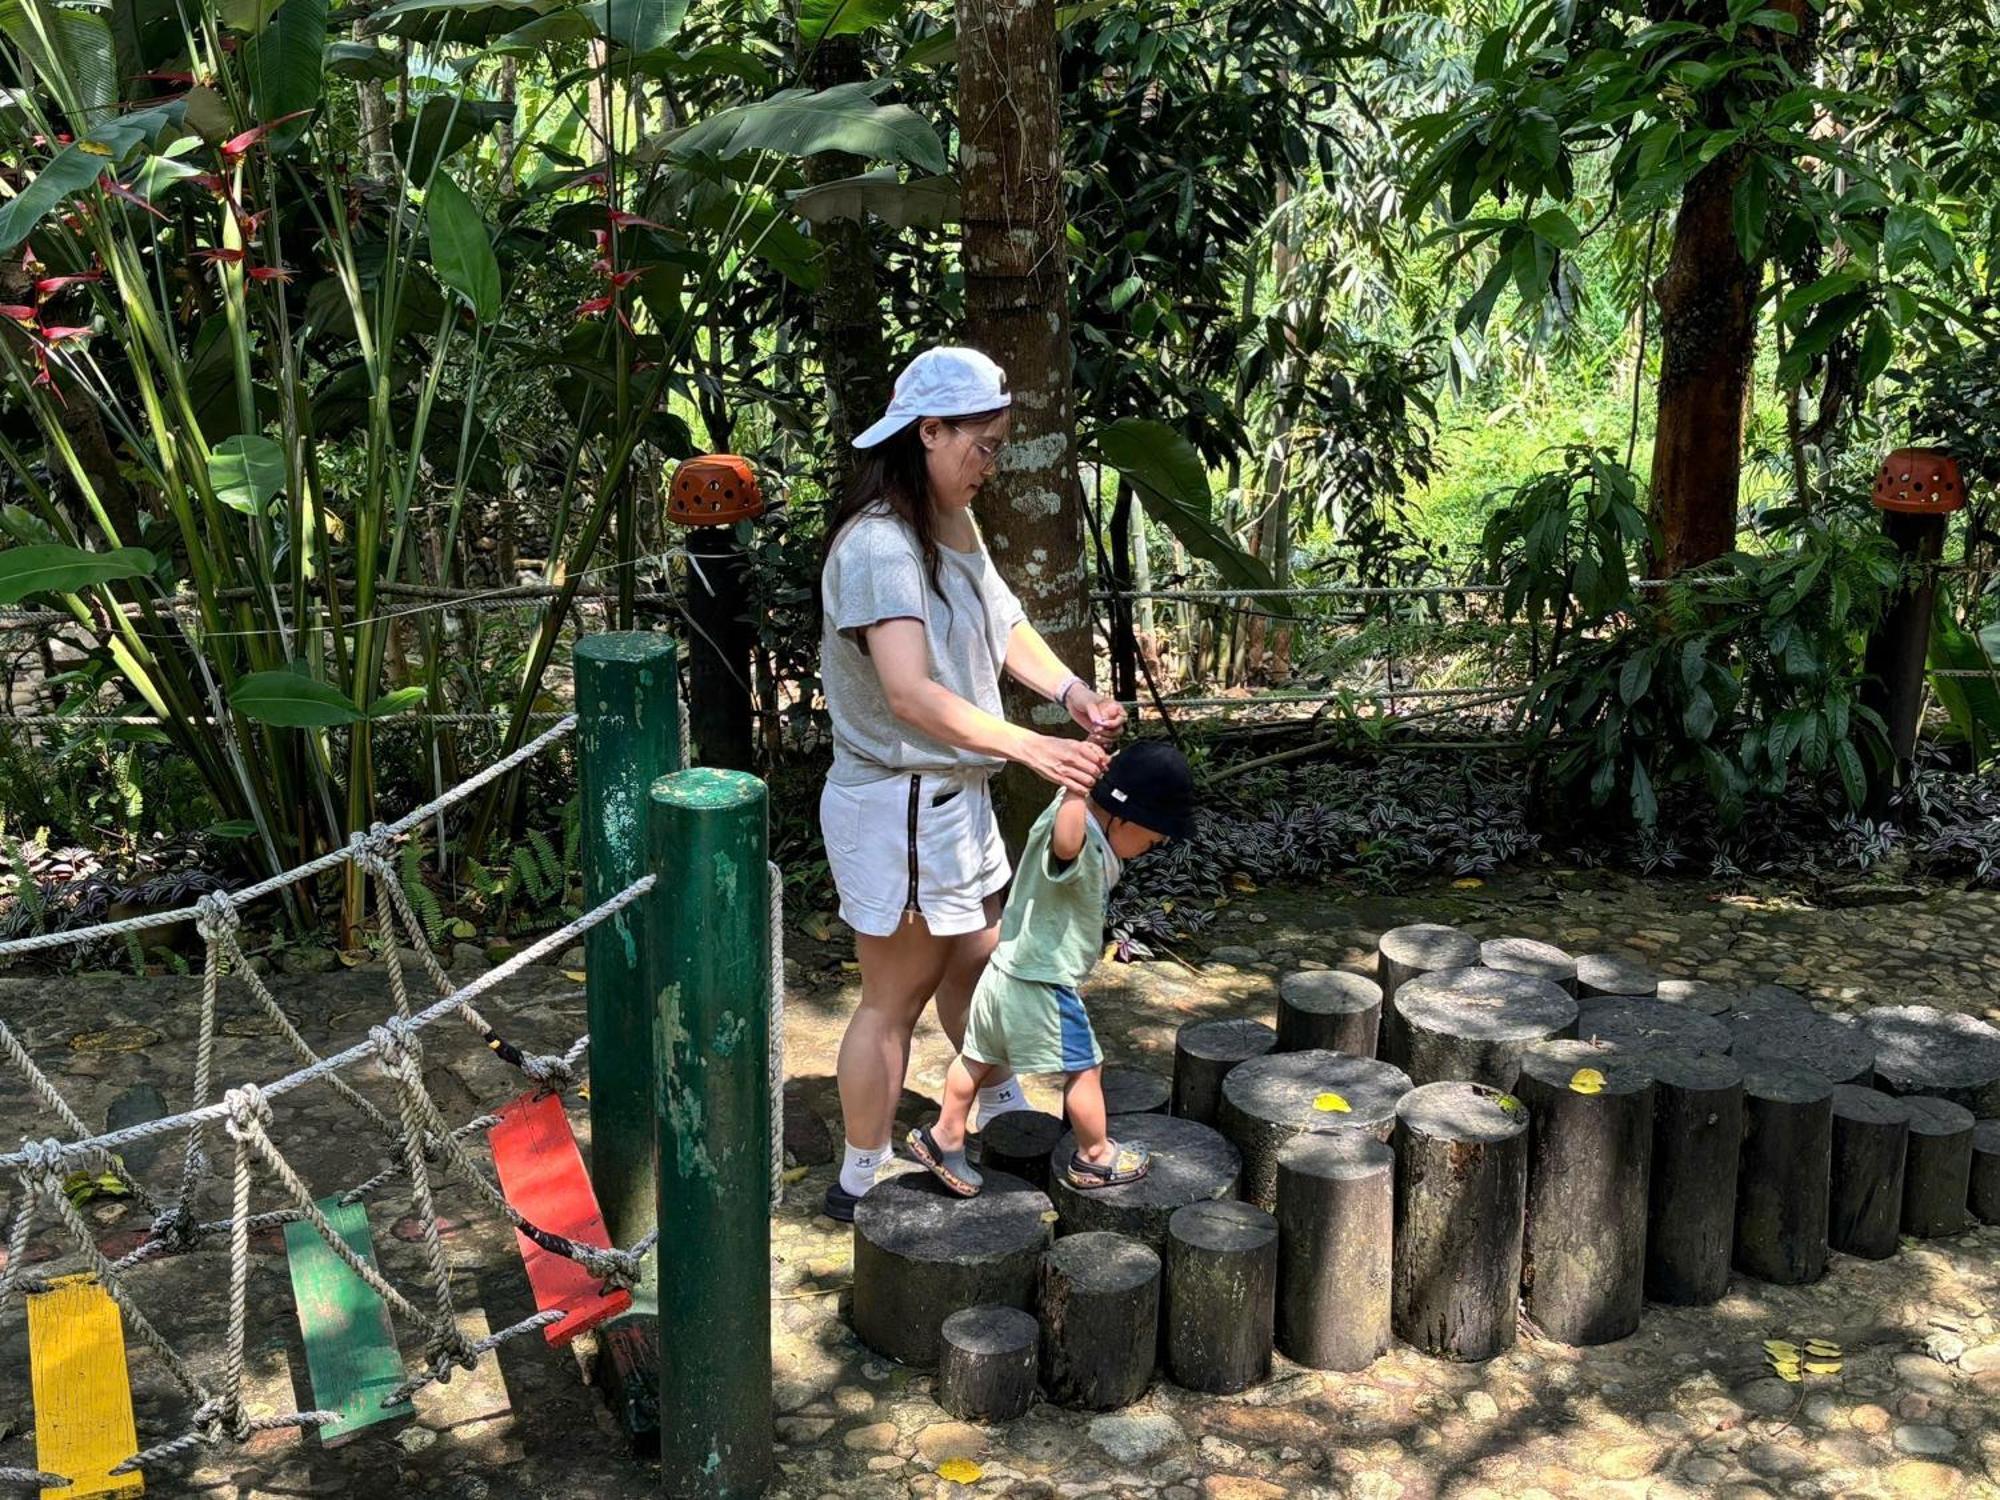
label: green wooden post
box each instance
[576,633,683,1250]
[649,768,773,1499]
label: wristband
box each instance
[1052,673,1084,708]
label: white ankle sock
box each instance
[839,1141,889,1198]
[974,1080,1028,1127]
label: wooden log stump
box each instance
[1971,1120,2000,1227]
[1859,1005,2000,1117]
[1645,1052,1745,1306]
[937,1305,1039,1422]
[1515,1041,1656,1346]
[974,1110,1067,1193]
[1734,1066,1834,1286]
[1828,1085,1911,1261]
[1480,937,1578,997]
[1734,983,1811,1016]
[1163,1201,1278,1395]
[1173,1019,1277,1125]
[1655,978,1732,1016]
[1217,1051,1413,1211]
[1577,996,1731,1058]
[1036,1233,1160,1411]
[1377,923,1478,1003]
[851,1169,1054,1368]
[1048,1113,1242,1252]
[1392,1081,1529,1362]
[1902,1095,1976,1238]
[1727,1009,1875,1087]
[1067,1066,1171,1123]
[1274,1133,1391,1371]
[1574,953,1658,999]
[1387,967,1577,1091]
[1277,971,1383,1057]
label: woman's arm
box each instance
[1003,620,1129,745]
[868,619,1108,795]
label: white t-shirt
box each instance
[820,505,1027,786]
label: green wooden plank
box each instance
[283,1197,412,1445]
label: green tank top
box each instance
[988,792,1121,990]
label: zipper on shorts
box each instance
[903,773,923,924]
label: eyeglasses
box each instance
[949,423,1006,466]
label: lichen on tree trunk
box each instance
[956,0,1092,849]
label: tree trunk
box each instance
[1647,151,1758,577]
[802,34,892,458]
[958,0,1090,850]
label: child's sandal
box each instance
[1063,1140,1151,1190]
[906,1125,982,1197]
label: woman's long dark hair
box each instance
[819,409,1007,601]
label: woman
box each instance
[818,346,1125,1221]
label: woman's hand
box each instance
[1015,732,1109,797]
[1066,684,1127,747]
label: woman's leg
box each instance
[836,920,953,1179]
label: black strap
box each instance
[903,774,923,923]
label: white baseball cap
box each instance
[853,346,1011,449]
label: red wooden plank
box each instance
[488,1091,632,1346]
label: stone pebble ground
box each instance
[0,863,1995,1498]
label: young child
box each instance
[907,740,1194,1195]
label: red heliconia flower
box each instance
[39,325,94,343]
[100,175,167,218]
[195,247,247,266]
[606,268,645,289]
[35,273,104,295]
[0,304,35,325]
[236,209,269,239]
[606,210,665,231]
[578,171,608,188]
[575,295,615,318]
[219,108,311,162]
[593,230,611,252]
[130,70,197,85]
[247,266,294,283]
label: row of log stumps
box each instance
[848,917,2000,1422]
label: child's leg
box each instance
[1062,1066,1115,1164]
[933,1054,996,1153]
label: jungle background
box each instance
[3,0,1999,965]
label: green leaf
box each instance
[0,545,156,604]
[1732,161,1768,260]
[1930,606,2000,762]
[0,144,102,252]
[393,97,514,184]
[369,686,429,719]
[208,435,288,515]
[673,81,947,175]
[787,168,958,230]
[216,0,285,30]
[426,171,500,322]
[231,669,362,728]
[1629,758,1658,826]
[582,0,688,50]
[0,0,116,124]
[1832,738,1865,807]
[1618,651,1653,705]
[1857,309,1894,385]
[245,0,324,152]
[1683,687,1718,741]
[325,40,400,78]
[1087,419,1289,617]
[1528,207,1578,250]
[797,0,900,42]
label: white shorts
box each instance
[820,770,1010,938]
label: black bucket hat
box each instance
[1092,740,1195,842]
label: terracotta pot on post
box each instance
[1859,448,1965,804]
[668,456,764,772]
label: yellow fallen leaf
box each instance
[781,1166,809,1185]
[1804,1360,1842,1376]
[336,949,370,968]
[1763,1340,1800,1358]
[1497,1094,1524,1115]
[1773,1365,1801,1383]
[1229,873,1258,892]
[1569,1068,1606,1095]
[1805,1339,1841,1356]
[1313,1092,1351,1113]
[563,969,587,983]
[1039,1210,1059,1224]
[936,1458,983,1484]
[840,961,861,972]
[1452,877,1484,889]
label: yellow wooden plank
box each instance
[26,1274,144,1500]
